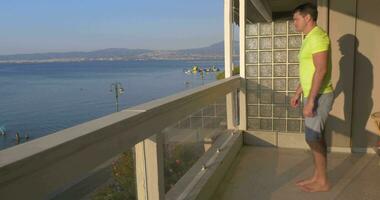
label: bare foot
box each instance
[295,176,316,187]
[301,181,331,192]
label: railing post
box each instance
[226,92,237,129]
[135,133,165,200]
[225,0,237,130]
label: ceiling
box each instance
[233,0,314,24]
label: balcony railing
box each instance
[0,75,242,200]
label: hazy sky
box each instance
[0,0,225,55]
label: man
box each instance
[290,3,334,192]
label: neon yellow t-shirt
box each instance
[298,26,333,97]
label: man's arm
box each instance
[303,51,328,116]
[295,83,303,97]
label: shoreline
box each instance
[0,57,229,65]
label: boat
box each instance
[183,65,221,75]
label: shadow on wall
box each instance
[325,33,376,151]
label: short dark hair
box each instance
[293,3,318,21]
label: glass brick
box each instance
[274,22,287,35]
[260,105,272,117]
[273,92,286,104]
[288,64,299,77]
[273,106,286,118]
[246,51,258,64]
[247,79,258,90]
[288,22,298,34]
[248,105,258,117]
[274,36,287,49]
[259,37,272,49]
[246,38,258,50]
[288,106,301,118]
[274,51,287,63]
[259,23,272,35]
[287,120,301,132]
[248,118,260,129]
[288,50,299,63]
[246,24,258,36]
[259,79,272,90]
[274,79,286,91]
[260,119,273,130]
[260,91,272,104]
[274,119,286,132]
[288,78,299,91]
[274,64,286,77]
[286,92,296,104]
[247,90,259,104]
[259,65,272,77]
[259,51,272,63]
[288,35,302,48]
[246,65,258,77]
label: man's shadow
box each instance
[324,34,375,186]
[325,34,374,150]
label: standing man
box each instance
[290,3,334,192]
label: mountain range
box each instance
[0,41,240,63]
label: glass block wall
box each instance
[245,21,305,133]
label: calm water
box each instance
[0,60,224,150]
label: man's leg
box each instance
[301,139,330,192]
[295,136,328,188]
[296,93,333,192]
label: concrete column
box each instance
[225,0,237,129]
[224,0,233,78]
[238,0,247,131]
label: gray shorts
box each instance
[303,92,334,142]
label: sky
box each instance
[0,0,227,55]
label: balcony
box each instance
[1,75,379,200]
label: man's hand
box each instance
[291,84,303,108]
[303,101,315,117]
[290,94,301,108]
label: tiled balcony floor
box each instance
[211,146,380,200]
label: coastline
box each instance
[0,57,229,65]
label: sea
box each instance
[0,60,225,150]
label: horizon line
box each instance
[0,40,240,57]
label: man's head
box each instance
[292,3,318,32]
